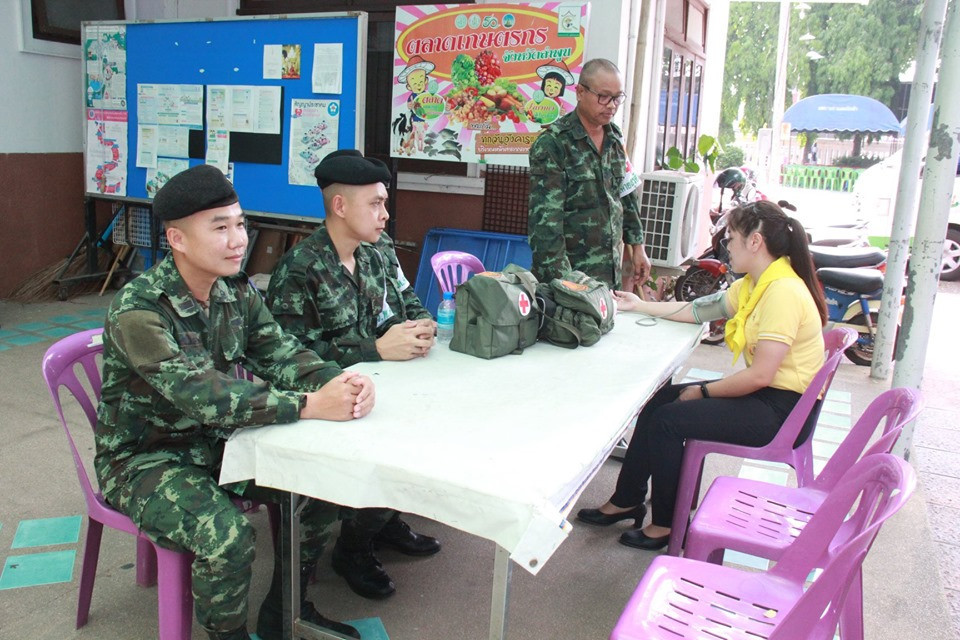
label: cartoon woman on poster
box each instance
[394,55,436,155]
[526,59,574,125]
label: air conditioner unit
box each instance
[638,171,703,268]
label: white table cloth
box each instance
[221,316,703,575]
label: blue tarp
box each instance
[783,94,901,134]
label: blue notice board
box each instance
[83,13,367,221]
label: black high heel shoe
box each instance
[618,527,670,551]
[576,504,646,527]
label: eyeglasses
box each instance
[579,83,627,107]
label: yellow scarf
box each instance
[724,256,801,363]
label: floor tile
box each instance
[3,334,46,346]
[70,320,104,330]
[914,426,960,454]
[12,516,82,548]
[0,344,9,351]
[14,322,53,332]
[926,504,960,546]
[817,412,851,429]
[812,440,839,459]
[738,465,789,486]
[684,368,723,381]
[913,447,960,478]
[933,542,960,591]
[813,426,848,444]
[919,473,960,510]
[822,399,851,415]
[0,329,18,339]
[0,550,76,589]
[723,550,769,571]
[825,389,851,402]
[49,315,82,324]
[39,327,78,339]
[345,618,390,640]
[80,309,108,317]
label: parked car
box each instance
[852,149,960,280]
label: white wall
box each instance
[1,1,83,152]
[0,0,236,154]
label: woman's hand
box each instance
[613,290,642,312]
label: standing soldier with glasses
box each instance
[528,58,651,291]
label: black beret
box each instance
[314,149,391,190]
[153,164,239,221]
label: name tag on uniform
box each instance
[396,263,411,291]
[377,292,395,327]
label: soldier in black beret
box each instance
[99,162,375,640]
[268,151,442,600]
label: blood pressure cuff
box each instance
[691,290,730,323]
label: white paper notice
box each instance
[157,126,190,158]
[289,99,339,186]
[136,124,158,168]
[263,44,283,79]
[85,110,127,195]
[179,85,204,127]
[146,157,190,199]
[206,129,230,173]
[254,87,282,134]
[229,87,254,132]
[137,84,159,124]
[207,85,228,130]
[312,43,343,94]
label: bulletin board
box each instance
[81,13,367,221]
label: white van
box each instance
[852,149,960,280]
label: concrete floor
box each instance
[1,279,958,639]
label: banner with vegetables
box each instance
[391,3,589,165]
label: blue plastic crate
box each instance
[414,227,532,315]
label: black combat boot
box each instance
[257,554,361,640]
[330,539,396,599]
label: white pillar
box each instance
[892,0,960,459]
[871,0,950,379]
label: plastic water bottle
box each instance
[436,291,456,344]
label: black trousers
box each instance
[611,382,804,527]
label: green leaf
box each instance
[697,135,717,157]
[684,160,701,173]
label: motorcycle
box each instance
[818,265,900,366]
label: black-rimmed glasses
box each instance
[579,83,626,107]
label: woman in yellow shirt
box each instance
[577,200,827,550]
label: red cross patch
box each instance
[518,292,531,316]
[599,297,608,319]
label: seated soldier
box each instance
[95,164,374,640]
[267,149,441,600]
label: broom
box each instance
[6,242,117,302]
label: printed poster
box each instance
[84,25,127,110]
[288,99,340,186]
[85,109,128,195]
[391,3,589,165]
[146,158,190,199]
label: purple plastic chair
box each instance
[683,387,921,640]
[430,250,485,294]
[667,327,858,556]
[611,453,916,640]
[42,329,193,638]
[42,329,275,638]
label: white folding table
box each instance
[220,317,703,639]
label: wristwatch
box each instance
[699,381,710,399]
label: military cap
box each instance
[314,149,391,190]
[153,164,238,221]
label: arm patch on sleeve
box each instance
[115,310,179,368]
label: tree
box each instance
[720,0,922,153]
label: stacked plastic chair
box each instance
[683,387,921,639]
[430,250,485,294]
[611,452,916,640]
[667,327,858,555]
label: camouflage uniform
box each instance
[95,255,343,632]
[528,109,644,289]
[266,222,432,543]
[266,222,433,368]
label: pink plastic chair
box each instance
[611,453,916,640]
[667,327,858,556]
[683,387,921,640]
[42,329,276,638]
[430,250,485,294]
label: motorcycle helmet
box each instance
[714,167,747,194]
